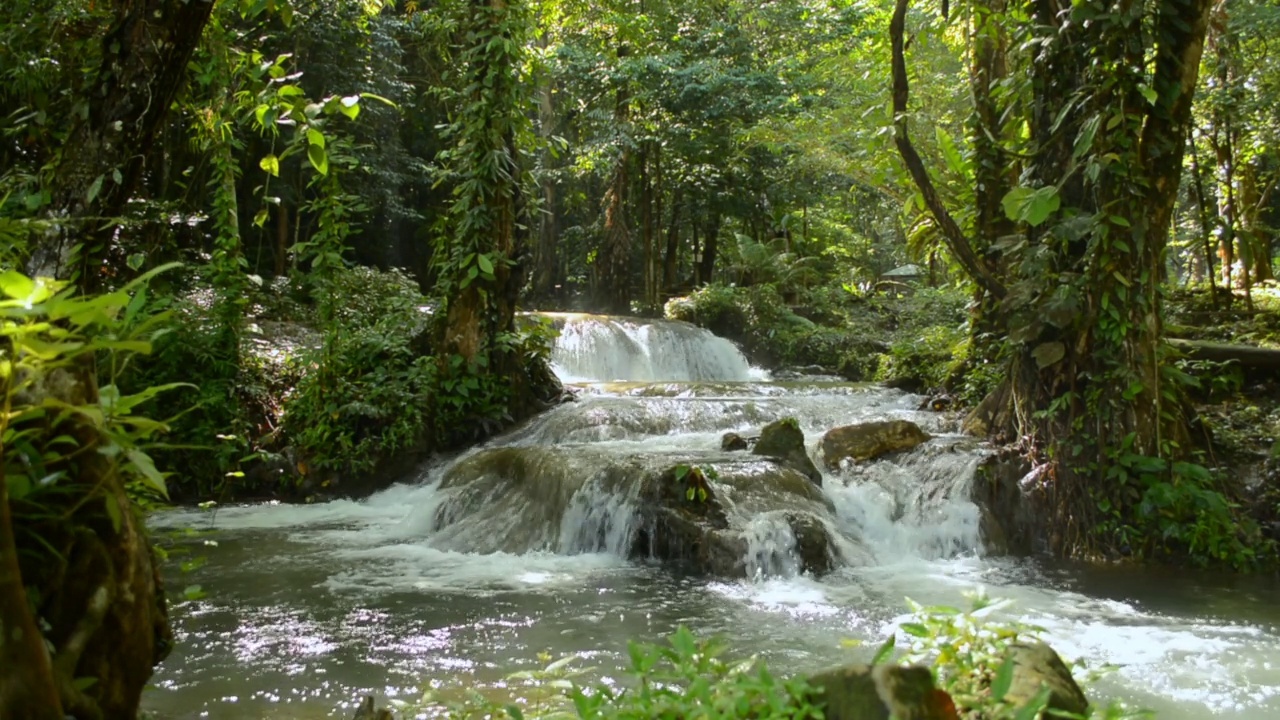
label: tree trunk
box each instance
[596,42,632,315]
[895,0,1213,558]
[697,211,720,285]
[31,0,216,292]
[533,56,559,299]
[0,443,63,719]
[663,190,682,292]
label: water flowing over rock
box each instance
[822,420,931,468]
[535,312,762,382]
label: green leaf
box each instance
[0,270,35,300]
[900,623,930,638]
[125,447,169,498]
[477,253,495,275]
[505,704,524,720]
[259,154,280,177]
[104,494,122,533]
[686,487,696,501]
[1025,187,1060,226]
[871,635,896,665]
[1139,85,1158,105]
[183,584,207,601]
[1032,341,1066,369]
[991,656,1016,701]
[86,174,104,204]
[307,144,329,175]
[1002,187,1033,222]
[359,92,397,108]
[306,127,325,149]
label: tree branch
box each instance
[891,0,1006,299]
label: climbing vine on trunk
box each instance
[893,0,1260,565]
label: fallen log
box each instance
[1168,338,1280,369]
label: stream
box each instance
[144,314,1280,719]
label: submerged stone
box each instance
[822,420,930,468]
[721,432,750,451]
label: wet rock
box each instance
[753,417,823,486]
[918,394,953,411]
[786,512,834,575]
[821,420,930,468]
[971,451,1046,555]
[1002,642,1089,716]
[634,461,835,577]
[634,464,741,575]
[721,432,750,451]
[353,695,394,720]
[808,664,959,720]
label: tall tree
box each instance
[894,0,1215,557]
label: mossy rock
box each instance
[753,417,823,485]
[821,420,931,468]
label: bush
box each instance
[282,266,435,477]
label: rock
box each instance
[753,417,823,486]
[808,664,959,720]
[353,696,394,720]
[821,420,930,468]
[787,512,834,575]
[1002,643,1089,716]
[634,464,741,576]
[721,432,749,451]
[635,461,835,577]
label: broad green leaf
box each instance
[307,144,329,175]
[0,270,34,300]
[125,447,169,498]
[1032,342,1066,369]
[1025,187,1061,226]
[260,154,281,177]
[477,253,494,274]
[1002,187,1033,222]
[306,127,325,148]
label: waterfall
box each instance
[535,313,763,383]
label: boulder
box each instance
[353,696,394,720]
[753,417,823,486]
[822,420,930,468]
[721,432,750,451]
[1002,643,1089,716]
[808,664,959,720]
[633,464,742,576]
[634,461,836,577]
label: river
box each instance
[143,314,1280,719]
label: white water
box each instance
[145,316,1280,719]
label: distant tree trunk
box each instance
[596,43,632,315]
[275,203,291,277]
[1189,136,1220,306]
[640,144,654,308]
[663,190,682,291]
[533,54,559,299]
[697,211,720,285]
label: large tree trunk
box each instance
[30,0,216,292]
[894,0,1212,557]
[5,1,212,717]
[662,190,683,292]
[595,41,632,315]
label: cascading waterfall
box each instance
[537,312,765,383]
[148,312,1280,720]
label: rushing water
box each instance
[145,315,1280,719]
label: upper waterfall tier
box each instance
[533,313,763,383]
